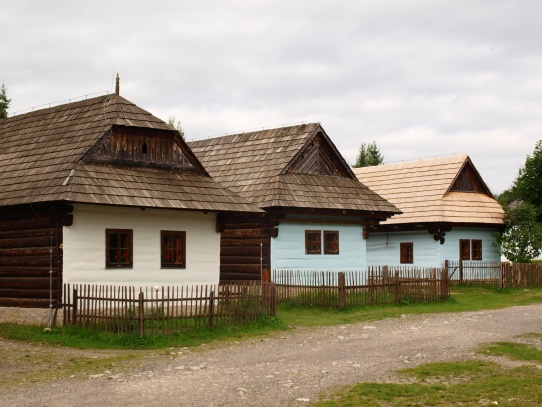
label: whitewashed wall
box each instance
[366,227,501,267]
[271,222,366,271]
[63,204,220,287]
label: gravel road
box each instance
[1,303,541,407]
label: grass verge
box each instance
[0,313,286,350]
[314,335,542,407]
[277,286,542,327]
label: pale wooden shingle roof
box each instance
[0,94,260,213]
[353,154,504,225]
[189,124,400,215]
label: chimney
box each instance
[115,73,120,95]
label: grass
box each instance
[0,313,286,350]
[314,337,542,407]
[277,285,542,327]
[315,361,542,407]
[477,341,542,363]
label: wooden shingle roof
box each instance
[353,154,504,226]
[0,94,261,213]
[188,124,400,215]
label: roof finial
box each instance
[115,73,120,95]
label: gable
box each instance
[283,131,352,178]
[448,161,491,196]
[82,125,201,172]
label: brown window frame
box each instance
[471,240,482,261]
[400,242,414,264]
[323,231,339,255]
[161,231,186,268]
[459,239,471,260]
[106,229,133,268]
[460,239,482,261]
[305,230,321,255]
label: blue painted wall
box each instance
[366,227,501,267]
[440,227,501,265]
[271,222,366,270]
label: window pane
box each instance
[106,229,133,268]
[324,231,339,254]
[161,231,186,268]
[472,240,482,260]
[460,239,471,260]
[305,230,321,254]
[400,243,413,264]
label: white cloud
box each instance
[2,0,542,194]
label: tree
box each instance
[0,83,11,119]
[167,115,185,139]
[495,201,542,262]
[515,140,542,221]
[353,141,384,168]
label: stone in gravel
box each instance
[296,398,310,402]
[363,326,377,329]
[174,366,185,370]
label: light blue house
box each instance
[354,155,505,268]
[189,124,400,279]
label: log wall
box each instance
[0,203,73,308]
[219,215,275,281]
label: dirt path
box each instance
[1,304,541,407]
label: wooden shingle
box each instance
[353,155,504,226]
[0,94,261,213]
[188,124,400,215]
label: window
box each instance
[400,242,413,264]
[305,230,321,254]
[460,239,482,261]
[472,240,482,260]
[106,229,133,268]
[323,231,339,254]
[161,231,186,268]
[459,239,470,260]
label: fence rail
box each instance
[445,261,542,288]
[446,260,501,286]
[271,267,449,308]
[62,281,275,337]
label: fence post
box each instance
[383,265,389,284]
[394,270,400,304]
[338,272,346,308]
[459,260,463,284]
[441,267,449,298]
[138,291,144,338]
[72,287,78,326]
[209,290,215,328]
[262,269,270,305]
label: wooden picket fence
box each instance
[62,281,276,337]
[270,267,449,308]
[445,261,542,288]
[502,262,542,288]
[446,260,501,286]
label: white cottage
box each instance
[353,155,505,268]
[0,86,259,309]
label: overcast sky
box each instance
[2,0,541,193]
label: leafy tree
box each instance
[496,201,542,262]
[0,83,11,119]
[167,115,185,139]
[515,140,542,221]
[353,141,384,168]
